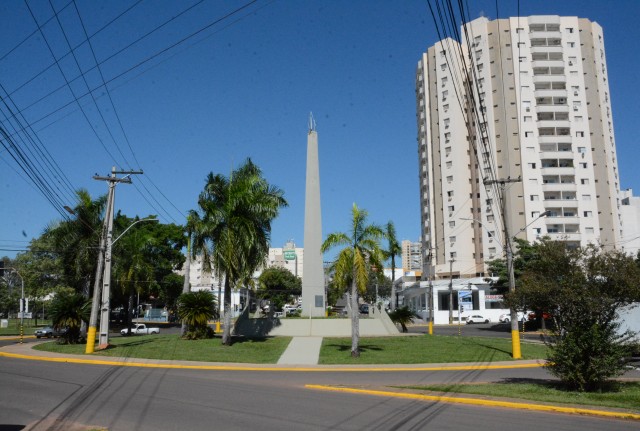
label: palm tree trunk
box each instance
[181,244,191,337]
[222,276,233,345]
[351,280,360,358]
[391,257,396,311]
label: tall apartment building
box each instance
[401,240,422,272]
[416,16,622,279]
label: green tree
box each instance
[321,203,385,358]
[49,291,90,344]
[196,159,287,345]
[257,267,302,311]
[518,242,640,391]
[388,306,418,333]
[178,290,218,339]
[383,221,401,310]
[43,189,106,297]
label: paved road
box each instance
[408,322,546,343]
[1,343,639,430]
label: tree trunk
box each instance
[180,245,191,337]
[351,280,360,358]
[222,276,233,345]
[390,257,396,311]
[126,290,134,336]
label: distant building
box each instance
[401,240,422,272]
[620,189,640,256]
[264,240,304,279]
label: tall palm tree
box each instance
[181,210,206,335]
[321,204,385,358]
[197,159,287,345]
[383,221,401,310]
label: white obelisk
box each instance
[301,113,325,317]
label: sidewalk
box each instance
[277,337,323,365]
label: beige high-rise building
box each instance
[401,240,422,271]
[416,16,622,280]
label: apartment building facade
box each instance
[416,15,622,279]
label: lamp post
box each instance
[448,252,454,325]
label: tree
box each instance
[321,203,385,358]
[180,210,207,335]
[49,290,90,344]
[43,189,106,297]
[257,267,302,311]
[383,221,401,310]
[196,159,287,345]
[178,290,218,339]
[388,306,418,333]
[517,241,640,391]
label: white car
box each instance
[499,311,529,323]
[466,315,490,324]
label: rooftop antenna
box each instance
[308,112,316,132]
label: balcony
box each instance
[531,60,565,69]
[539,151,573,159]
[536,105,569,114]
[540,166,575,176]
[532,74,566,84]
[545,232,582,241]
[534,89,568,98]
[543,198,578,207]
[541,182,576,192]
[537,120,571,129]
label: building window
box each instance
[580,162,588,168]
[447,176,453,183]
[449,236,456,242]
[530,195,539,201]
[582,194,591,201]
[449,221,455,227]
[532,211,540,218]
[448,205,455,212]
[585,227,594,234]
[581,178,589,185]
[447,190,454,197]
[441,63,447,71]
[446,161,453,169]
[583,211,593,217]
[527,162,536,169]
[576,131,584,138]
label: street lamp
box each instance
[460,211,548,358]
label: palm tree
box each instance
[178,290,218,339]
[44,189,106,297]
[49,291,90,344]
[321,203,385,358]
[388,306,417,333]
[113,222,156,336]
[197,159,287,345]
[181,210,206,336]
[383,221,401,310]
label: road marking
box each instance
[305,385,640,421]
[0,350,543,372]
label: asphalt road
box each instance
[2,351,639,430]
[408,321,547,342]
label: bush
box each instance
[182,326,215,340]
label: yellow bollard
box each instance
[215,321,221,333]
[85,326,97,353]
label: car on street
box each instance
[120,324,160,335]
[359,304,370,314]
[466,315,490,324]
[34,326,66,338]
[283,304,301,315]
[499,311,529,323]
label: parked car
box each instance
[120,324,160,335]
[528,311,553,320]
[34,326,66,338]
[359,304,370,314]
[466,315,490,324]
[283,304,301,315]
[499,311,529,323]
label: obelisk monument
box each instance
[301,113,325,317]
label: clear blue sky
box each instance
[1,0,639,259]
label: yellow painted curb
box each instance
[305,385,640,421]
[0,350,544,372]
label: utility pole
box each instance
[448,252,454,325]
[87,167,141,351]
[485,177,522,359]
[426,249,434,335]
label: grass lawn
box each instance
[0,319,51,336]
[403,381,640,411]
[34,334,292,364]
[319,335,548,364]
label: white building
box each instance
[416,15,623,279]
[263,240,304,279]
[620,189,640,256]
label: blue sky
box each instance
[1,0,639,259]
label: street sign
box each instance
[284,250,297,260]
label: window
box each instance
[524,116,532,122]
[566,27,574,34]
[477,63,484,72]
[449,236,456,242]
[576,131,584,137]
[442,90,448,100]
[448,205,455,212]
[568,42,575,48]
[585,227,594,234]
[578,147,586,154]
[446,175,453,183]
[443,104,449,112]
[582,194,591,201]
[581,178,589,185]
[530,195,539,201]
[441,63,447,71]
[583,211,593,217]
[532,211,540,218]
[523,101,531,112]
[445,147,451,156]
[450,252,457,258]
[519,56,526,63]
[527,162,536,169]
[449,221,455,228]
[447,190,454,197]
[525,131,533,137]
[441,76,448,87]
[444,118,450,129]
[580,162,588,168]
[446,161,452,169]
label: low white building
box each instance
[398,277,508,324]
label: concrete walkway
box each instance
[277,336,323,365]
